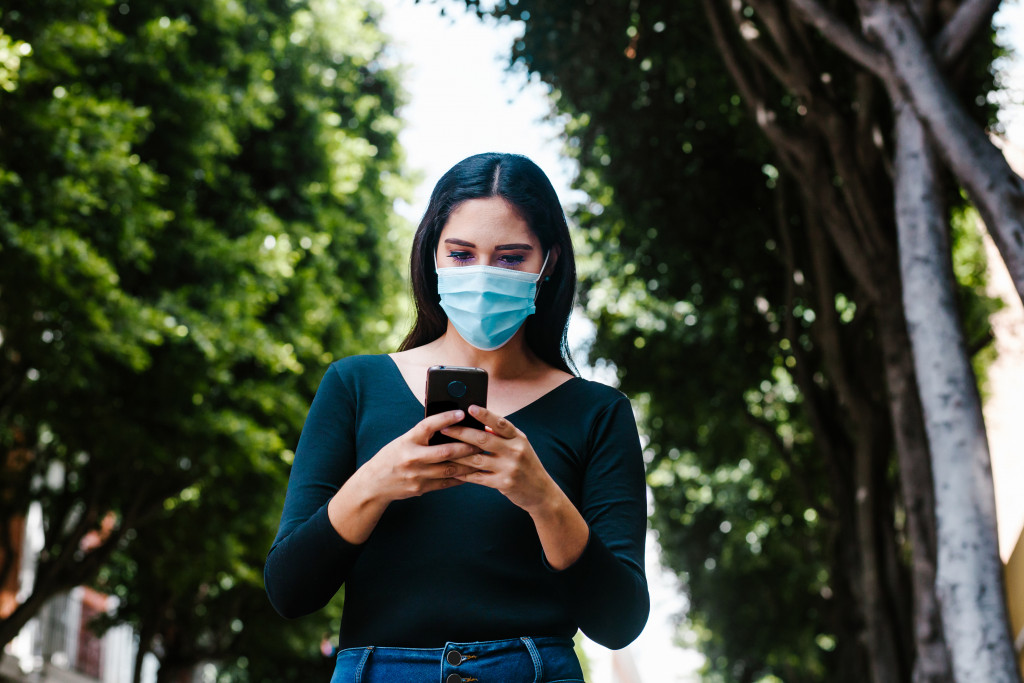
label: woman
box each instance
[265,153,649,682]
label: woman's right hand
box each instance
[327,409,480,543]
[362,409,482,502]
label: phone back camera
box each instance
[447,380,467,398]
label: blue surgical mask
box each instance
[436,252,550,351]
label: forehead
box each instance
[439,198,538,247]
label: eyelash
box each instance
[447,251,525,267]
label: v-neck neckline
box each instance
[384,354,579,419]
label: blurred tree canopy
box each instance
[0,0,408,678]
[458,0,1006,681]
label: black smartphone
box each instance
[425,365,488,446]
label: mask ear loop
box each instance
[534,250,551,302]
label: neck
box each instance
[427,325,543,380]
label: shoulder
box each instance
[318,354,395,394]
[542,376,635,439]
[570,378,638,440]
[328,353,393,376]
[548,378,641,464]
[564,375,631,411]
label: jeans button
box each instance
[445,674,463,683]
[446,650,463,666]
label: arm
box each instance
[265,363,480,618]
[447,397,650,648]
[264,364,362,618]
[546,395,649,649]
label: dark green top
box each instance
[264,354,649,650]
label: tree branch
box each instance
[786,0,888,77]
[702,0,810,169]
[40,494,102,584]
[935,0,1002,67]
[0,518,16,602]
[864,1,1024,307]
[741,0,814,97]
[853,72,887,175]
[754,2,892,263]
[818,106,892,261]
[772,183,844,520]
[747,0,818,94]
[792,148,882,301]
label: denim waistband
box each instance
[331,636,583,683]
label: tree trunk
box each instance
[155,661,194,683]
[893,102,1021,683]
[873,276,955,683]
[863,0,1024,308]
[853,418,906,683]
[133,620,156,683]
[791,186,909,683]
[0,580,63,652]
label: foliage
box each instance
[0,0,408,677]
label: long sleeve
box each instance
[265,359,649,648]
[547,394,650,649]
[264,363,363,618]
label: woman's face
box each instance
[435,197,548,274]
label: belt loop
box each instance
[520,637,544,683]
[354,646,374,683]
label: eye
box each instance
[447,250,473,263]
[498,254,525,267]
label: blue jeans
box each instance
[330,636,584,683]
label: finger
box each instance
[441,424,498,451]
[422,477,465,493]
[449,453,496,471]
[430,461,479,479]
[420,441,481,464]
[468,405,518,438]
[453,470,496,487]
[414,410,466,442]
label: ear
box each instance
[543,245,561,280]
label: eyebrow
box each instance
[443,238,534,251]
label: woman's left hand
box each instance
[442,404,558,514]
[445,404,590,570]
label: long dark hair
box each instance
[399,152,577,375]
